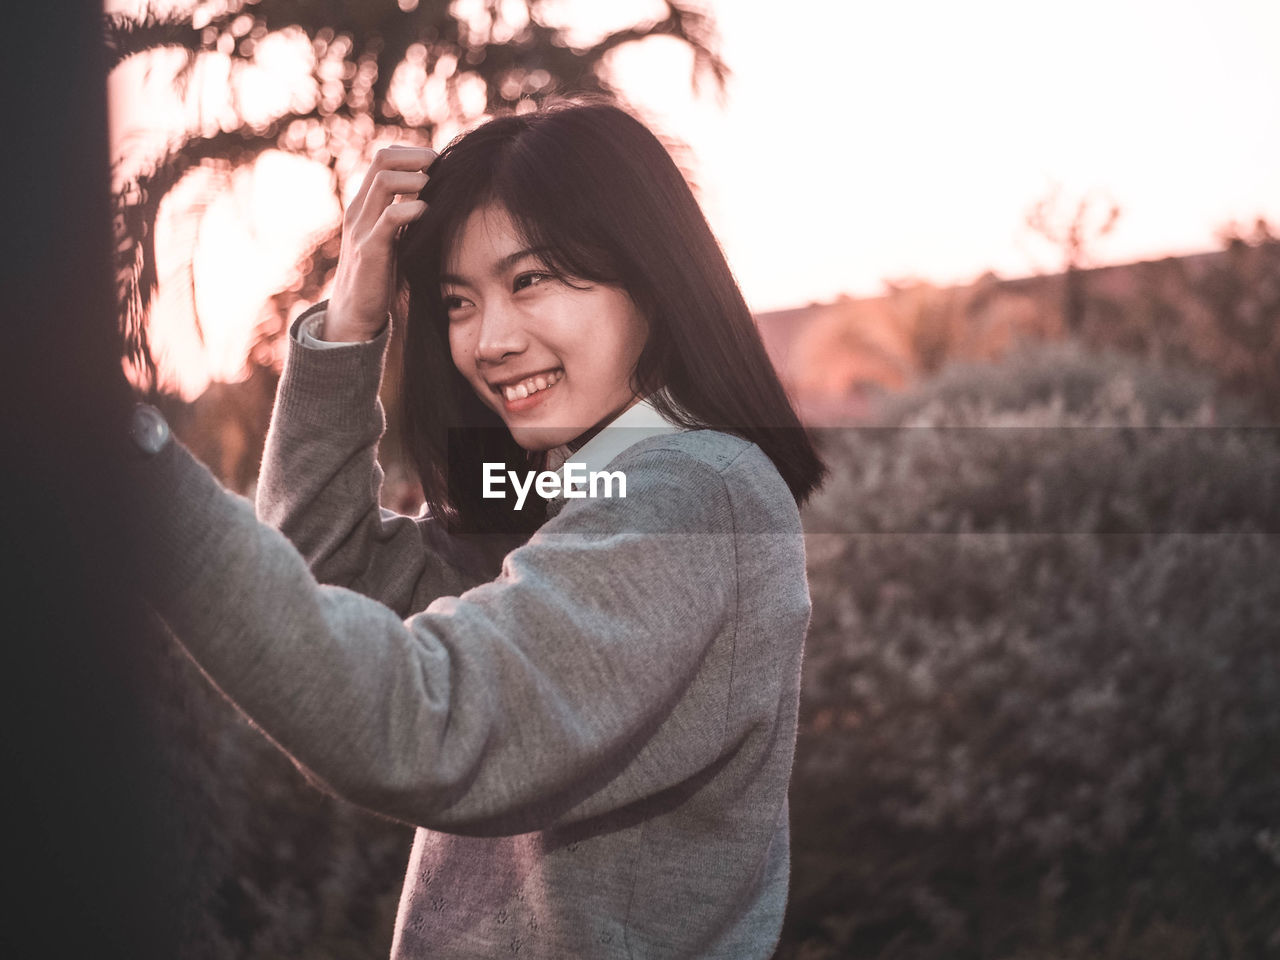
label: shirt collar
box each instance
[543,393,688,513]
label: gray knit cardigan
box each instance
[130,304,813,959]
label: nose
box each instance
[473,297,528,365]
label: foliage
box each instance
[801,227,1280,429]
[782,340,1280,959]
[1104,222,1280,423]
[140,616,413,959]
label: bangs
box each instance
[396,120,628,318]
[490,178,625,290]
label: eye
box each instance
[513,271,553,292]
[442,292,471,314]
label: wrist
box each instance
[321,305,387,343]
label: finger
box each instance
[352,170,430,234]
[371,199,427,242]
[352,146,435,206]
[350,146,438,211]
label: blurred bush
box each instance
[782,341,1280,958]
[144,627,409,959]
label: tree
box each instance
[105,0,728,396]
[1025,184,1121,335]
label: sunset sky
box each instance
[108,0,1280,399]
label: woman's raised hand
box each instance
[323,145,437,342]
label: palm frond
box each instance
[104,11,207,71]
[589,0,729,100]
[114,109,358,392]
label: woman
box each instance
[125,99,826,959]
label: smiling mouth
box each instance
[494,368,564,403]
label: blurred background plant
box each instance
[785,343,1279,958]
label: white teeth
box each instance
[502,369,563,402]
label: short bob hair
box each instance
[395,97,826,536]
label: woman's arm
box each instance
[255,302,502,616]
[130,431,744,835]
[253,145,489,615]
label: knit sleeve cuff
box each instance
[275,301,392,431]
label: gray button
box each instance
[130,403,172,455]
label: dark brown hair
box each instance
[395,97,827,535]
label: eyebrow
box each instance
[439,246,550,287]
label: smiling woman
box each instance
[439,204,651,455]
[122,97,827,960]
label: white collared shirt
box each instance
[542,395,687,508]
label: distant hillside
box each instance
[754,238,1280,426]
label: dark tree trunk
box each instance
[1063,264,1086,336]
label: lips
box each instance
[491,367,564,401]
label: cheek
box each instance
[447,328,487,399]
[616,308,650,370]
[588,295,647,357]
[447,325,471,372]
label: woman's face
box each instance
[442,203,650,452]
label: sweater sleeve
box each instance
[295,309,369,349]
[128,433,739,836]
[255,301,500,616]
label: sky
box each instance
[600,0,1280,304]
[107,0,1280,399]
